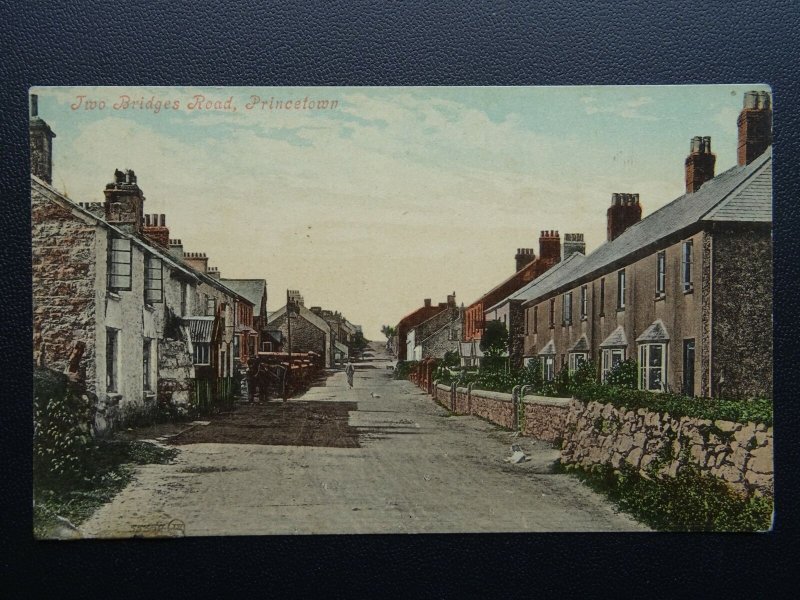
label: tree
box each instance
[479,320,508,357]
[381,324,396,339]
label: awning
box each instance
[567,334,589,353]
[599,326,628,348]
[636,319,670,343]
[186,317,214,343]
[538,339,556,356]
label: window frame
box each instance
[143,338,154,392]
[682,338,696,396]
[638,343,668,392]
[599,278,605,316]
[144,255,164,304]
[656,251,666,298]
[108,236,132,291]
[568,352,588,373]
[562,291,573,326]
[580,285,588,320]
[193,342,211,365]
[601,348,625,382]
[106,328,119,392]
[541,355,555,381]
[549,298,555,328]
[682,240,694,293]
[617,269,626,310]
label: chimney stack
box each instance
[538,230,561,266]
[514,248,536,272]
[207,266,220,280]
[607,193,642,241]
[424,298,432,307]
[447,291,456,306]
[310,306,322,316]
[104,169,145,234]
[142,213,170,247]
[737,90,772,166]
[562,233,586,260]
[29,94,56,184]
[168,238,184,261]
[685,136,716,193]
[183,251,209,273]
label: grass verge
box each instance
[34,440,178,539]
[555,461,773,532]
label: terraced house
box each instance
[518,91,772,399]
[31,97,255,432]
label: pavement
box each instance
[78,343,648,536]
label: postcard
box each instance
[31,85,773,537]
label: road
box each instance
[79,343,647,536]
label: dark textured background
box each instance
[2,1,799,595]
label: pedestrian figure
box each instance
[345,362,355,389]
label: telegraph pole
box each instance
[286,289,292,361]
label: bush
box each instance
[34,368,97,486]
[393,360,418,380]
[604,358,637,389]
[559,461,772,532]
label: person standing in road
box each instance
[345,362,355,389]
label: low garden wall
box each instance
[428,381,773,498]
[560,399,773,497]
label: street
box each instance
[80,343,647,536]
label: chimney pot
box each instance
[30,94,38,117]
[424,298,432,307]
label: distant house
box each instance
[267,303,334,368]
[222,278,268,363]
[406,301,462,361]
[395,294,456,361]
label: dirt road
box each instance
[79,344,647,536]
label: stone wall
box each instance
[32,185,98,391]
[560,399,773,497]
[521,396,570,443]
[711,226,772,398]
[158,337,195,413]
[469,390,514,429]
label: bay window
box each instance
[601,348,625,382]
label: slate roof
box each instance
[334,341,349,356]
[221,279,267,316]
[636,319,670,342]
[538,339,556,355]
[519,148,772,307]
[268,304,332,336]
[485,252,586,313]
[567,334,590,353]
[599,326,628,348]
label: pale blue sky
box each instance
[33,85,770,339]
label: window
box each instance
[106,328,119,392]
[656,251,666,297]
[143,338,153,391]
[549,298,555,327]
[683,339,695,396]
[562,292,572,325]
[533,306,538,334]
[569,352,588,373]
[542,355,555,381]
[108,237,132,290]
[682,240,694,292]
[600,278,605,316]
[145,256,163,304]
[193,342,210,365]
[601,348,625,382]
[248,336,257,357]
[617,269,626,309]
[206,295,216,316]
[233,334,241,360]
[638,343,667,392]
[262,341,272,352]
[580,285,588,320]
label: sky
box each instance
[32,85,770,340]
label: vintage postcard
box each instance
[31,85,773,538]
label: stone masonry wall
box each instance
[469,391,514,429]
[158,338,195,414]
[521,396,570,443]
[32,185,98,392]
[561,399,773,497]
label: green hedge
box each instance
[432,359,772,425]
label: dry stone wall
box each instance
[560,399,773,497]
[521,396,570,443]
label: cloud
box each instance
[580,95,658,120]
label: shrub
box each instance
[393,360,418,380]
[33,368,97,486]
[604,358,637,389]
[559,461,773,532]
